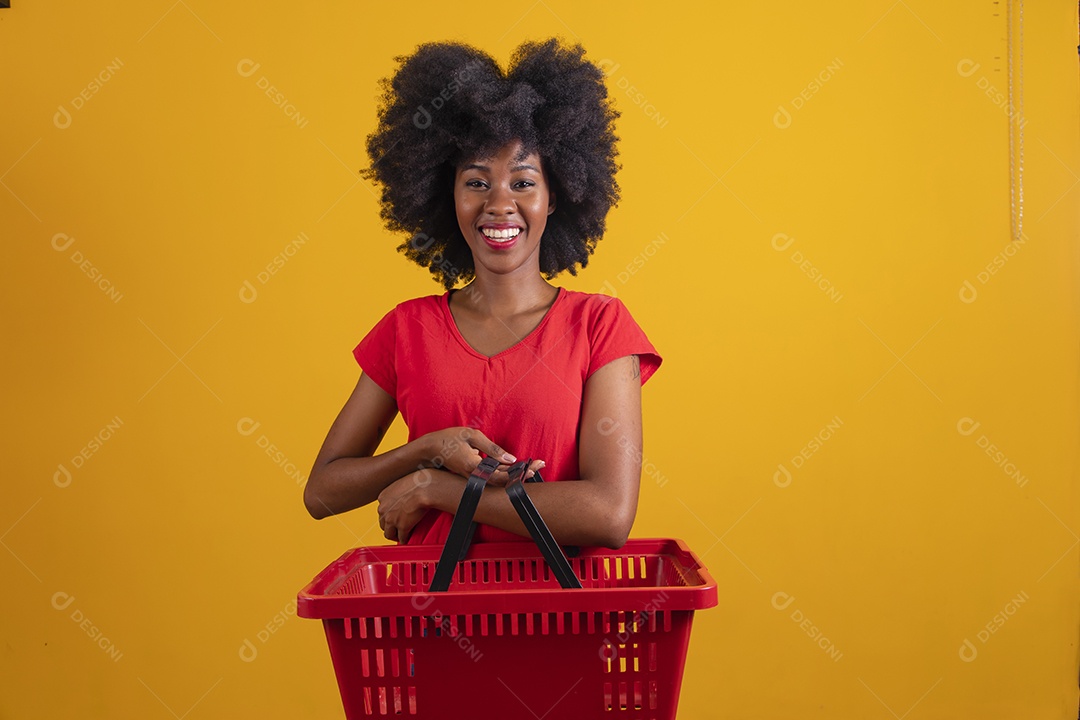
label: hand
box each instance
[423,427,517,478]
[377,470,437,543]
[486,458,546,487]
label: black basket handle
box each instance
[505,460,582,589]
[427,457,583,591]
[428,456,497,592]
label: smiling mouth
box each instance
[480,227,522,242]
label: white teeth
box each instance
[481,227,521,240]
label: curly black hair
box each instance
[362,38,621,289]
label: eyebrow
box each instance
[461,163,541,173]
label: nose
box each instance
[484,182,515,216]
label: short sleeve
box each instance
[586,297,662,385]
[352,307,398,397]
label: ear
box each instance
[547,191,556,215]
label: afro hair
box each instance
[362,38,621,289]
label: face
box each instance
[453,139,556,279]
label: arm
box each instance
[304,373,515,520]
[378,355,644,548]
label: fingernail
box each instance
[501,453,516,463]
[538,460,546,467]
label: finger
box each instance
[465,428,516,464]
[486,469,510,487]
[525,459,546,479]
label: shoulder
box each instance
[370,293,446,326]
[556,289,637,327]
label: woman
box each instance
[304,38,661,549]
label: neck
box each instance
[455,269,557,317]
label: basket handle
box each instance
[505,460,582,589]
[428,456,497,592]
[427,457,583,591]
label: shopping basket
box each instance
[298,458,718,719]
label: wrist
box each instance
[418,469,463,513]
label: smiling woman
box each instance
[303,38,661,550]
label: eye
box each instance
[464,179,488,189]
[514,180,535,189]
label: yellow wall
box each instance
[2,1,1077,717]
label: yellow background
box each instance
[2,1,1077,718]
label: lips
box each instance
[479,225,522,250]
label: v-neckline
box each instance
[442,287,564,360]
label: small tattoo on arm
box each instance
[630,355,640,380]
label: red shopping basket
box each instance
[297,537,717,719]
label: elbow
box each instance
[594,506,634,550]
[303,481,331,520]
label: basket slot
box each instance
[648,642,657,672]
[650,679,659,710]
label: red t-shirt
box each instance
[352,287,661,545]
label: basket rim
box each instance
[296,538,718,619]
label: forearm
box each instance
[305,436,434,519]
[427,474,637,549]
